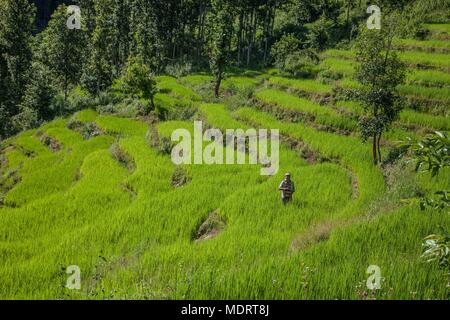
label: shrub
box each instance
[12,107,40,131]
[271,33,302,65]
[66,87,93,112]
[158,137,174,155]
[226,87,254,111]
[283,50,319,76]
[39,134,61,152]
[110,143,136,171]
[414,27,430,40]
[307,16,348,51]
[171,166,191,187]
[165,60,193,78]
[166,106,197,121]
[67,119,102,140]
[119,56,157,114]
[146,126,160,148]
[18,61,57,124]
[317,69,342,84]
[194,210,226,241]
[94,96,144,117]
[422,232,450,270]
[271,34,319,76]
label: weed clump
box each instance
[158,137,174,155]
[0,166,22,207]
[0,152,6,168]
[39,134,61,152]
[67,119,102,140]
[110,143,136,172]
[290,222,334,252]
[171,166,191,188]
[166,105,197,121]
[165,60,193,78]
[145,126,159,148]
[194,210,226,241]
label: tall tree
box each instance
[82,0,122,94]
[37,5,86,103]
[0,0,35,138]
[354,15,406,165]
[14,61,56,129]
[111,0,131,72]
[120,56,157,115]
[76,0,97,34]
[129,0,163,72]
[206,0,233,98]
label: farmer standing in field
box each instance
[279,173,295,204]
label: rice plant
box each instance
[255,89,357,131]
[268,77,332,95]
[424,23,450,34]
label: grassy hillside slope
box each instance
[0,23,449,300]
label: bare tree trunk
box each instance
[172,41,176,60]
[197,5,205,58]
[242,13,247,66]
[246,11,252,66]
[237,13,243,65]
[63,57,68,116]
[271,7,276,34]
[214,72,222,98]
[149,96,155,114]
[372,134,378,165]
[251,7,257,64]
[263,6,269,65]
[377,132,382,163]
[346,0,351,25]
[247,8,256,66]
[64,74,68,102]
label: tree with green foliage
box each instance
[306,15,343,51]
[37,5,86,104]
[403,131,450,271]
[76,0,97,34]
[271,33,302,66]
[111,0,132,72]
[354,17,407,165]
[129,0,163,72]
[206,0,233,98]
[397,0,450,39]
[408,131,450,178]
[0,0,35,138]
[82,0,119,95]
[408,131,449,213]
[120,56,157,114]
[271,33,319,76]
[14,61,57,129]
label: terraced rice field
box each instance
[0,24,449,300]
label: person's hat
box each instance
[285,172,291,176]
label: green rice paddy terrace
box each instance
[0,24,449,300]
